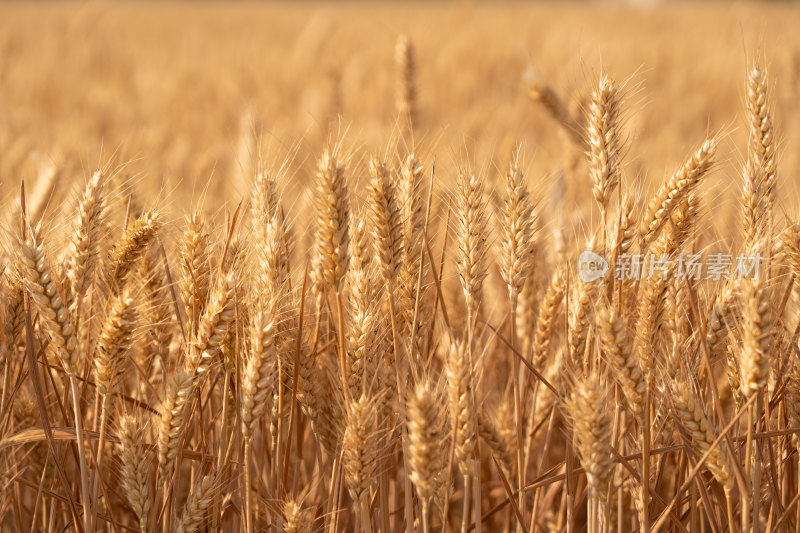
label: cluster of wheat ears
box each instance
[3,28,800,533]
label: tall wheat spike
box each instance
[395,34,417,129]
[312,148,350,296]
[68,170,105,307]
[500,150,536,314]
[586,75,621,221]
[741,67,776,246]
[180,212,212,334]
[455,171,489,331]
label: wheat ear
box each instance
[368,157,404,287]
[175,473,216,533]
[157,369,194,485]
[532,270,564,369]
[346,217,381,396]
[185,272,236,378]
[68,170,105,308]
[567,373,614,501]
[397,154,426,333]
[741,67,776,246]
[241,304,276,441]
[280,499,312,533]
[455,171,489,334]
[586,75,621,221]
[342,394,381,505]
[312,148,350,295]
[597,307,646,422]
[108,209,160,290]
[395,34,417,129]
[671,379,734,491]
[527,75,584,147]
[641,139,714,250]
[500,149,536,314]
[17,235,79,374]
[118,415,152,533]
[179,212,212,334]
[445,337,477,475]
[739,275,771,397]
[407,381,448,518]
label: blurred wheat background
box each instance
[2,2,800,216]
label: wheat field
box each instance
[2,2,800,532]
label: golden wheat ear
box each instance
[444,336,477,476]
[641,139,715,251]
[741,67,776,247]
[670,379,734,492]
[565,373,614,502]
[406,380,449,515]
[117,415,153,533]
[68,170,106,307]
[311,148,350,296]
[107,209,160,291]
[499,150,535,315]
[179,212,212,334]
[586,75,621,223]
[596,306,645,423]
[174,472,218,533]
[395,34,417,131]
